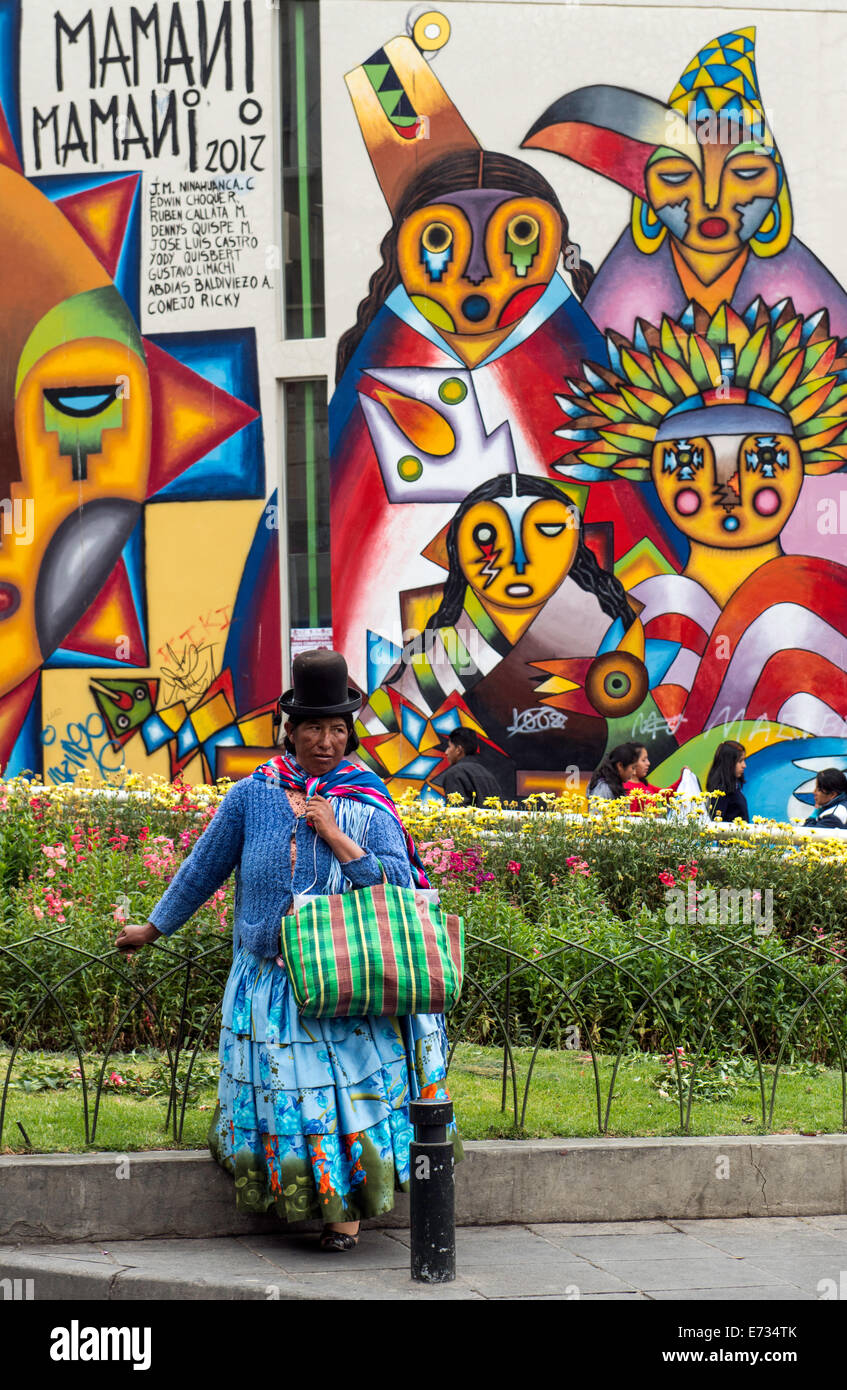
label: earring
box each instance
[749,180,792,258]
[631,197,667,255]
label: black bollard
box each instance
[409,1097,455,1283]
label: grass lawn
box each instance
[2,1045,844,1153]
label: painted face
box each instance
[397,190,561,337]
[457,492,579,611]
[0,288,151,699]
[645,143,780,258]
[650,430,803,549]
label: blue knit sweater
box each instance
[148,775,414,959]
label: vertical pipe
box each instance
[293,1,313,338]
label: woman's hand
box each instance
[115,921,161,955]
[305,794,365,865]
[305,794,338,840]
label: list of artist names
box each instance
[145,175,271,319]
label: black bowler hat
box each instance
[278,649,362,717]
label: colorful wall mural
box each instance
[329,10,847,819]
[0,0,281,785]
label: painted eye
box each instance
[657,171,690,185]
[733,166,766,180]
[661,441,702,478]
[43,385,121,417]
[505,212,540,278]
[421,222,453,253]
[535,522,565,536]
[420,222,454,282]
[506,214,540,247]
[744,436,790,478]
[473,523,496,547]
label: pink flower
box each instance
[658,871,676,887]
[566,857,590,877]
[507,861,521,874]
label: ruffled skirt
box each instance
[208,944,461,1223]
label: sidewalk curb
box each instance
[2,1135,846,1242]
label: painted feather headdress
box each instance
[555,298,847,481]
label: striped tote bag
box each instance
[279,882,464,1018]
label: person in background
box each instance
[587,742,641,805]
[624,744,684,812]
[439,727,503,806]
[706,740,749,822]
[804,768,847,832]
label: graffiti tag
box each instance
[158,640,219,705]
[156,606,232,662]
[506,707,569,736]
[41,714,126,786]
[632,709,688,738]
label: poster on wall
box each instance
[324,4,847,819]
[0,0,281,786]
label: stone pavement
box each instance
[3,1214,847,1300]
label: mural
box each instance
[0,1,280,785]
[523,26,847,335]
[331,14,847,816]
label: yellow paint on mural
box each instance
[41,498,266,785]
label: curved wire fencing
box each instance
[2,923,846,1147]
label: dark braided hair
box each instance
[427,474,634,633]
[336,149,594,383]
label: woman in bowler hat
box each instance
[116,649,459,1250]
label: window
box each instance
[280,0,325,338]
[284,379,331,631]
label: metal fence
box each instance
[2,922,845,1148]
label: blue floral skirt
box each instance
[208,945,461,1223]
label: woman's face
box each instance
[644,142,780,259]
[633,747,650,780]
[286,717,349,775]
[397,190,561,338]
[457,491,579,611]
[616,759,639,784]
[814,783,837,808]
[735,755,747,779]
[650,430,803,550]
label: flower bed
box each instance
[1,776,846,1063]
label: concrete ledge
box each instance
[2,1136,846,1241]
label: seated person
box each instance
[438,728,504,807]
[804,768,847,832]
[624,743,684,813]
[705,740,749,823]
[587,742,640,806]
